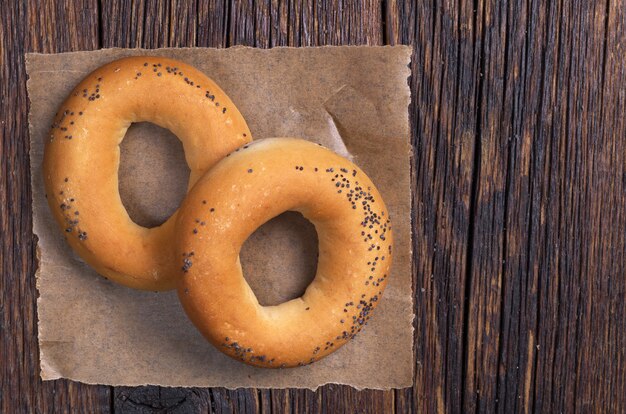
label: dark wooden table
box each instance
[2,1,625,413]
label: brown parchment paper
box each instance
[26,46,413,389]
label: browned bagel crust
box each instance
[176,138,393,368]
[43,56,252,291]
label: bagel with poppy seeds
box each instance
[43,56,252,291]
[176,138,393,367]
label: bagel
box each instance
[176,138,393,368]
[43,56,252,290]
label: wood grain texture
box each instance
[1,1,111,413]
[1,0,625,413]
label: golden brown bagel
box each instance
[176,138,393,367]
[43,56,252,291]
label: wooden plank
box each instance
[100,0,145,48]
[114,386,211,413]
[197,0,229,48]
[593,3,626,411]
[387,0,482,412]
[567,0,625,411]
[320,386,394,413]
[209,388,259,414]
[268,0,289,47]
[463,0,516,410]
[0,1,111,413]
[465,0,626,412]
[170,0,199,47]
[228,0,257,46]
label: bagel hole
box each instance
[240,212,319,306]
[118,122,190,228]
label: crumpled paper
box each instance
[27,46,413,389]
